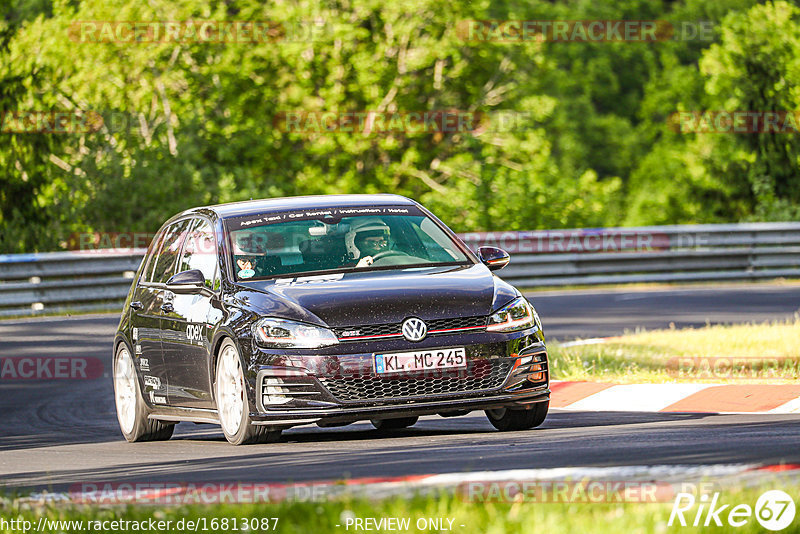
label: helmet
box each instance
[345,218,391,260]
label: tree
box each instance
[701,0,800,220]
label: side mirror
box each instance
[477,246,510,271]
[166,269,211,296]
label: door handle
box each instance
[130,301,143,311]
[160,302,174,313]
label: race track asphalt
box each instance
[1,283,799,492]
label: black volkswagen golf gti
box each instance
[114,194,550,445]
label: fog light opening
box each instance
[262,377,291,405]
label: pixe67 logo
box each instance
[669,490,796,531]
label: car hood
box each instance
[235,264,518,327]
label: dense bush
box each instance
[1,0,798,252]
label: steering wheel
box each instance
[370,249,428,267]
[371,249,407,261]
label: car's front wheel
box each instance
[113,343,174,442]
[215,339,281,445]
[485,401,549,431]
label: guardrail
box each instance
[2,222,799,317]
[459,222,800,287]
[0,251,145,317]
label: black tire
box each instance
[215,339,282,445]
[485,401,549,431]
[113,343,174,442]
[370,416,419,430]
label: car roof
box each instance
[186,194,419,220]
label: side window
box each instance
[150,219,191,284]
[178,219,219,290]
[142,229,167,283]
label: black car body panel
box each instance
[115,194,549,433]
[237,264,517,326]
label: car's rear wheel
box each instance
[215,339,281,445]
[113,344,174,442]
[370,416,419,430]
[485,401,549,431]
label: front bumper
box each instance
[249,387,550,425]
[245,330,549,426]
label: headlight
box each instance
[253,318,339,348]
[487,297,539,332]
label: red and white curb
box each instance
[550,381,800,414]
[552,335,800,413]
[15,464,800,506]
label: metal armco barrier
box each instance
[2,222,800,317]
[0,251,145,317]
[459,222,800,287]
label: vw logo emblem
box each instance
[401,318,427,342]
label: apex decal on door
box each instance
[186,324,205,343]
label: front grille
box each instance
[429,316,487,331]
[320,358,512,401]
[335,323,401,338]
[334,316,487,341]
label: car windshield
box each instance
[225,207,470,281]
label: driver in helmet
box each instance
[345,218,392,268]
[232,229,269,278]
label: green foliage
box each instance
[5,485,800,534]
[1,0,800,252]
[626,0,800,225]
[701,1,800,220]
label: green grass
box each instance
[4,484,800,533]
[548,317,800,383]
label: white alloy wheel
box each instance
[114,346,137,434]
[214,339,282,445]
[113,343,174,442]
[217,344,245,436]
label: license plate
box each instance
[374,348,467,374]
